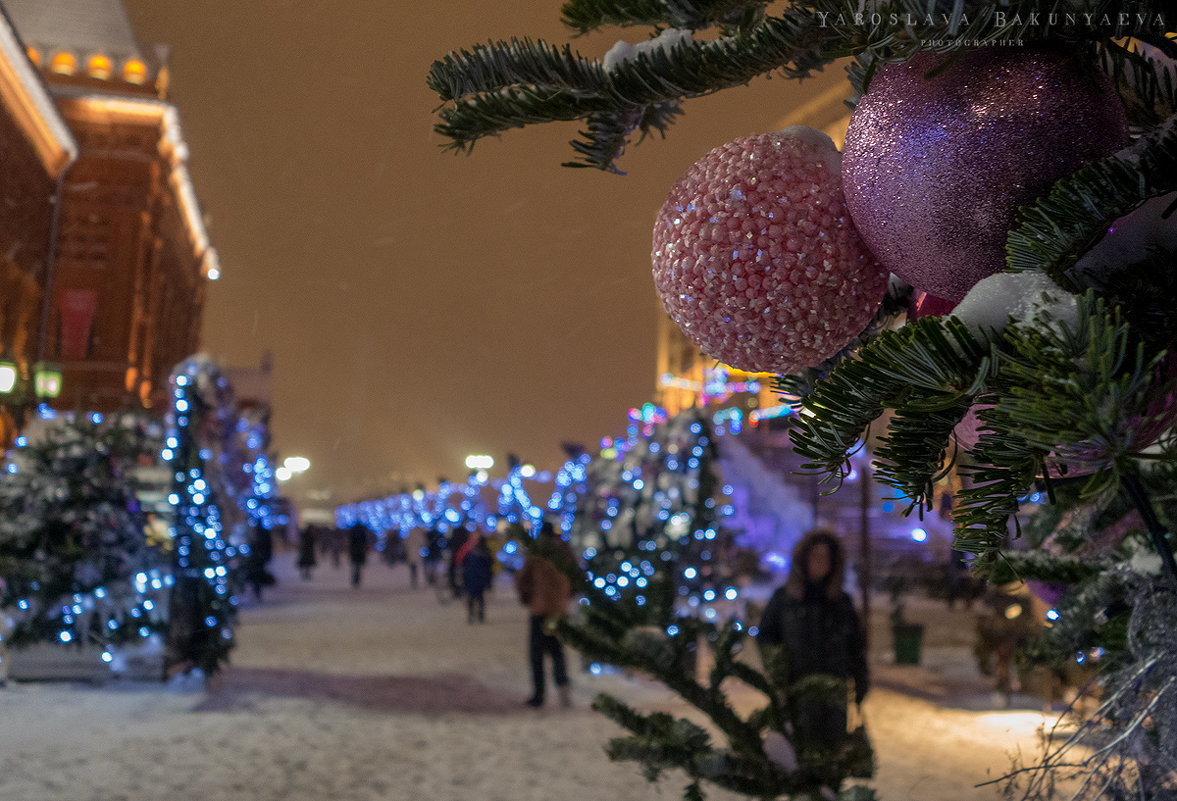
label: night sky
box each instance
[119,0,846,510]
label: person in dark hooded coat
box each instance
[347,523,370,588]
[757,528,869,754]
[460,532,494,623]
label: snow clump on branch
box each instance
[602,29,692,71]
[950,270,1079,340]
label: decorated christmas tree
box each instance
[431,2,1176,799]
[164,356,244,678]
[574,407,745,625]
[546,443,593,538]
[0,412,169,661]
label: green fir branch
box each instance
[560,0,770,34]
[996,295,1169,496]
[433,86,614,153]
[429,5,850,169]
[951,293,1177,559]
[1006,113,1177,285]
[427,38,606,102]
[873,402,969,507]
[952,460,1038,558]
[1098,38,1177,128]
[565,103,685,172]
[987,548,1110,586]
[774,279,912,402]
[429,0,1166,169]
[788,315,989,495]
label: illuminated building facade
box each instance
[0,0,218,415]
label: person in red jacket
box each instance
[515,521,576,708]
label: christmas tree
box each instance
[0,412,169,661]
[574,407,743,625]
[431,2,1176,799]
[164,356,244,678]
[546,443,593,538]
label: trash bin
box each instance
[892,622,925,665]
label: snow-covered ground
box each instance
[0,549,1067,801]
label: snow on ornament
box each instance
[1071,191,1177,289]
[651,127,887,374]
[950,270,1078,341]
[950,271,1177,470]
[842,45,1129,302]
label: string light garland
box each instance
[164,357,241,676]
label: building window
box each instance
[49,51,76,75]
[123,59,148,84]
[87,54,112,79]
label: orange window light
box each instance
[87,54,112,79]
[49,51,76,75]
[122,59,147,84]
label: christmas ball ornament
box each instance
[952,404,991,451]
[652,127,888,374]
[908,290,956,320]
[842,45,1130,302]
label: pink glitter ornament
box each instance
[652,127,887,374]
[953,404,991,452]
[842,45,1129,302]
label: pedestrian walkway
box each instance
[0,548,1064,801]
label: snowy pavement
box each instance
[0,549,1067,801]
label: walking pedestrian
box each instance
[447,523,470,599]
[244,525,273,600]
[328,527,343,568]
[347,523,370,588]
[423,527,445,586]
[297,525,317,580]
[461,531,494,623]
[515,521,576,708]
[404,528,426,588]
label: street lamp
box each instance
[0,355,63,401]
[465,454,494,470]
[276,455,311,482]
[32,362,62,399]
[284,456,311,473]
[0,355,17,394]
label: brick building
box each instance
[0,0,217,419]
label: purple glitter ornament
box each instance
[652,127,887,374]
[842,46,1129,302]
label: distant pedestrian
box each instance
[515,521,576,708]
[423,527,443,586]
[404,528,426,588]
[328,527,343,568]
[461,532,494,623]
[447,523,471,598]
[297,525,318,580]
[244,526,274,599]
[348,523,370,588]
